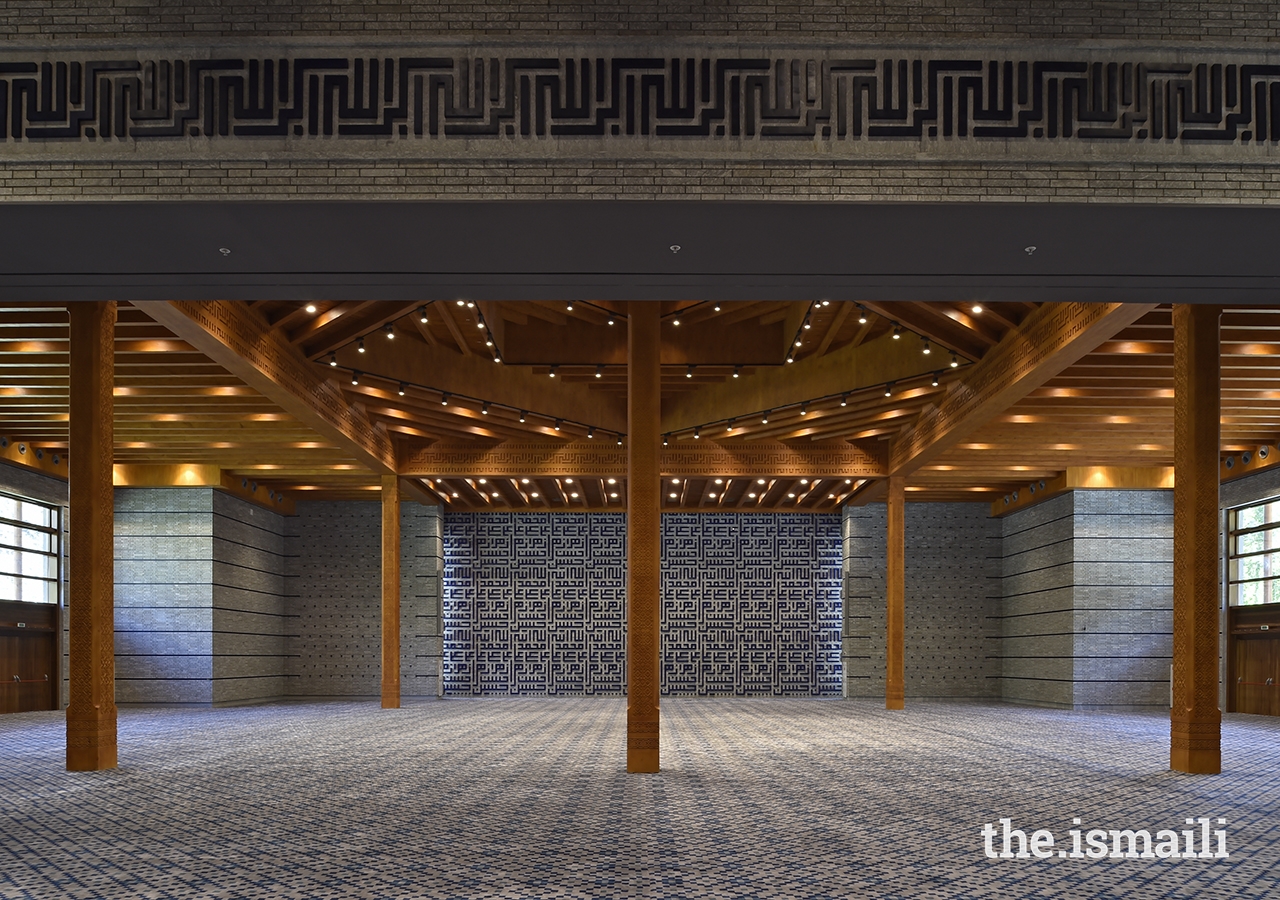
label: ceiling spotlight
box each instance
[663,434,669,446]
[686,365,695,379]
[491,492,500,498]
[726,419,735,433]
[845,478,853,484]
[617,436,623,445]
[828,493,836,499]
[588,427,595,439]
[672,317,681,327]
[518,410,526,423]
[554,419,562,431]
[485,339,493,347]
[669,492,678,499]
[478,478,487,484]
[595,365,604,378]
[788,492,796,498]
[452,492,459,498]
[715,479,723,485]
[884,382,894,397]
[931,373,940,387]
[398,382,406,396]
[476,317,486,330]
[672,478,681,484]
[441,393,449,406]
[756,478,766,485]
[803,319,812,330]
[748,492,757,499]
[350,371,360,385]
[839,394,848,407]
[762,410,770,424]
[800,479,809,485]
[694,427,701,439]
[493,354,502,364]
[570,492,579,499]
[892,323,902,339]
[328,353,337,367]
[466,301,474,308]
[708,492,716,498]
[800,403,808,416]
[530,492,539,498]
[521,478,530,484]
[357,338,366,353]
[566,302,574,311]
[733,366,741,378]
[607,317,615,325]
[385,323,395,339]
[456,300,465,306]
[548,365,557,378]
[786,356,794,364]
[607,478,616,484]
[610,492,618,498]
[565,478,574,484]
[305,303,317,313]
[713,304,722,312]
[481,401,490,414]
[857,305,868,324]
[972,304,983,314]
[922,339,931,355]
[795,339,803,347]
[951,353,959,368]
[419,306,429,323]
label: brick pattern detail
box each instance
[842,503,1001,699]
[2,160,1279,203]
[999,490,1174,709]
[1,2,1277,41]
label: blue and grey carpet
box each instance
[1,699,1278,899]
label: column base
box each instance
[627,748,659,773]
[66,707,117,771]
[1171,709,1221,774]
[886,686,904,710]
[381,686,401,709]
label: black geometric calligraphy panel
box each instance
[1,54,1279,145]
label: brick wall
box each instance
[284,499,442,699]
[2,2,1278,42]
[842,502,1002,700]
[998,490,1173,710]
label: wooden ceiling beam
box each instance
[137,301,395,475]
[887,302,1159,477]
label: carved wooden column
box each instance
[1171,304,1221,774]
[627,302,661,772]
[886,474,905,710]
[66,302,117,771]
[381,474,401,709]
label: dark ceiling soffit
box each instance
[1,201,1276,303]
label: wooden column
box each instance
[66,301,117,771]
[1171,304,1222,774]
[381,474,401,709]
[885,474,905,710]
[627,302,661,772]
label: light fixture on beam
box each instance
[839,394,848,407]
[726,419,735,433]
[922,339,931,355]
[351,371,360,385]
[686,365,695,379]
[549,365,557,378]
[616,435,623,445]
[694,427,700,439]
[884,382,893,397]
[595,365,604,378]
[357,338,366,353]
[733,366,741,378]
[305,303,318,314]
[662,434,670,447]
[475,316,486,330]
[385,324,395,339]
[607,317,615,325]
[892,323,902,339]
[587,426,595,439]
[762,410,770,424]
[972,304,983,314]
[800,403,808,416]
[398,382,406,397]
[950,353,959,368]
[518,410,526,423]
[481,402,489,414]
[931,372,940,387]
[329,353,337,367]
[672,317,681,326]
[440,393,449,406]
[554,419,562,431]
[419,306,429,323]
[566,302,574,312]
[857,305,868,324]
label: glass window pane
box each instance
[1238,504,1266,530]
[1239,581,1265,606]
[0,574,15,602]
[19,528,50,552]
[1238,532,1265,556]
[17,577,52,604]
[0,547,16,576]
[0,523,16,548]
[0,496,16,521]
[19,552,53,579]
[16,501,49,528]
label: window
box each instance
[1228,497,1280,606]
[0,492,61,605]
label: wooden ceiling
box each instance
[0,300,1275,510]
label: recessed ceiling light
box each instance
[672,478,680,484]
[757,478,766,484]
[451,492,459,497]
[478,478,486,484]
[708,491,716,498]
[714,478,723,485]
[972,304,983,314]
[788,493,795,498]
[610,492,618,498]
[565,478,574,484]
[607,478,616,484]
[521,478,530,484]
[305,303,317,313]
[571,492,579,498]
[530,492,539,498]
[669,492,677,498]
[748,492,757,499]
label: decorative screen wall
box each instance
[441,512,841,697]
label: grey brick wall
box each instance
[284,499,442,699]
[4,160,1280,205]
[842,502,1001,700]
[113,488,216,705]
[211,491,287,704]
[997,490,1173,710]
[3,2,1279,42]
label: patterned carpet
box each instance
[1,700,1278,899]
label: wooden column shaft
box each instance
[381,474,401,709]
[627,302,661,773]
[1171,304,1222,774]
[66,301,118,771]
[885,475,905,711]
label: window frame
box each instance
[1227,495,1280,607]
[0,490,62,606]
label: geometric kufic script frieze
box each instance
[4,53,1280,149]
